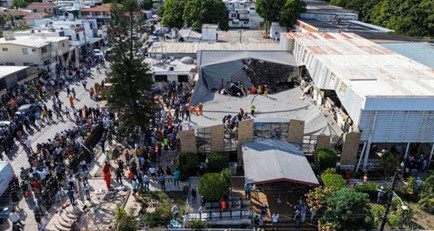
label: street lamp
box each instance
[379,162,405,231]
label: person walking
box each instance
[143,173,150,192]
[158,174,166,191]
[197,102,203,116]
[67,187,75,205]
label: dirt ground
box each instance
[409,202,434,230]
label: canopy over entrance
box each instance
[190,50,297,105]
[242,140,319,186]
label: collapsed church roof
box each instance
[190,50,297,105]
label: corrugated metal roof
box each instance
[0,66,28,79]
[242,140,319,185]
[148,42,281,54]
[286,32,434,98]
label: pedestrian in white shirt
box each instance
[272,212,279,229]
[9,209,23,226]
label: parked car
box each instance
[153,27,169,35]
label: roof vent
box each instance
[169,66,174,71]
[3,31,15,41]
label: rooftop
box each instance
[148,42,281,54]
[298,19,393,33]
[80,5,111,12]
[303,0,356,14]
[243,140,319,185]
[381,42,434,70]
[144,58,197,75]
[187,88,330,136]
[285,32,434,98]
[0,66,28,79]
[27,2,57,8]
[23,12,49,20]
[0,35,69,48]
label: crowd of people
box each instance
[102,81,195,195]
[3,55,108,230]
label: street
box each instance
[2,65,107,231]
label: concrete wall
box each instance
[178,130,197,154]
[211,124,225,152]
[288,119,305,145]
[316,134,331,150]
[341,132,360,165]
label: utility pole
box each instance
[379,171,398,231]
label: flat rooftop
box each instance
[381,42,434,70]
[285,32,434,98]
[0,66,28,79]
[144,58,196,75]
[303,0,356,14]
[0,35,68,47]
[149,42,281,54]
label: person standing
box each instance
[250,103,256,117]
[143,173,150,192]
[271,212,279,230]
[197,103,203,116]
[83,181,91,200]
[244,182,251,199]
[67,187,75,205]
[173,168,180,187]
[158,174,166,191]
[9,209,23,227]
[115,167,123,185]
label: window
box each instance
[22,48,28,55]
[5,62,15,65]
[178,75,188,82]
[23,62,33,66]
[41,47,48,53]
[154,75,167,82]
[1,47,8,51]
[76,33,80,40]
[62,42,65,47]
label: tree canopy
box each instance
[324,188,373,230]
[106,0,154,131]
[256,0,306,33]
[279,0,307,30]
[183,0,229,31]
[161,0,185,29]
[327,0,434,37]
[198,169,231,201]
[142,0,153,10]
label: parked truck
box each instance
[0,161,15,224]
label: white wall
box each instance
[201,27,217,41]
[359,110,434,143]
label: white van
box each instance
[0,161,14,197]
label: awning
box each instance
[88,37,103,44]
[242,140,319,186]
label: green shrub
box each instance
[321,170,346,190]
[145,201,173,228]
[115,207,138,231]
[189,219,208,230]
[198,170,231,201]
[370,204,385,226]
[355,182,379,193]
[207,152,229,173]
[315,149,337,172]
[178,153,199,181]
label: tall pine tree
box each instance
[106,0,154,131]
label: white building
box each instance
[281,32,434,168]
[0,32,69,72]
[223,0,262,29]
[201,24,218,41]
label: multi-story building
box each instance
[26,2,58,14]
[223,0,262,29]
[79,5,111,27]
[0,32,69,72]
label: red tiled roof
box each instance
[27,2,57,8]
[0,10,30,17]
[24,12,49,20]
[80,6,111,12]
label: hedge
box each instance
[315,149,337,172]
[207,152,229,173]
[178,153,199,181]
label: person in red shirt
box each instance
[124,150,130,165]
[103,161,111,174]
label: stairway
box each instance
[46,200,86,231]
